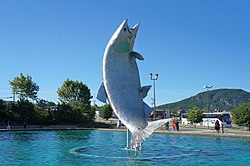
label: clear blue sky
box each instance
[1,0,250,107]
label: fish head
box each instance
[109,19,139,53]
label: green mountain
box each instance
[157,89,250,112]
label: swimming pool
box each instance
[0,130,250,165]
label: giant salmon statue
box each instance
[97,19,169,149]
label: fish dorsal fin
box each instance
[143,102,152,117]
[140,85,151,98]
[97,82,107,103]
[130,51,144,60]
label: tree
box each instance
[34,106,53,125]
[36,99,56,111]
[4,102,17,122]
[187,106,203,127]
[57,79,94,123]
[9,73,39,101]
[16,99,36,124]
[53,103,73,123]
[34,99,57,125]
[0,100,7,123]
[232,103,250,130]
[99,104,113,120]
[57,79,92,109]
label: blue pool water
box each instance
[0,130,250,165]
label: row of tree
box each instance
[0,73,97,126]
[2,73,250,129]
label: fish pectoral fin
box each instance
[133,119,171,147]
[130,51,144,60]
[130,119,171,149]
[97,82,107,103]
[144,102,152,117]
[141,119,171,139]
[140,85,151,98]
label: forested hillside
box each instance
[158,89,250,112]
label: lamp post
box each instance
[203,85,212,128]
[149,73,158,121]
[203,85,212,112]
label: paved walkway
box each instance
[153,125,250,138]
[95,118,250,138]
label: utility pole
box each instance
[149,73,159,121]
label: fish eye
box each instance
[138,127,141,130]
[123,28,127,31]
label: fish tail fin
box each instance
[130,119,171,149]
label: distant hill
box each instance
[157,89,250,112]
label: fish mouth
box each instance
[131,23,139,36]
[122,19,139,36]
[127,23,139,36]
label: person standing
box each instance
[6,121,10,130]
[175,121,179,131]
[215,120,220,133]
[221,117,224,134]
[24,121,27,129]
[165,121,169,131]
[172,120,176,131]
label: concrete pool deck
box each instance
[154,126,250,139]
[1,124,250,139]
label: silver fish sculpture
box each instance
[97,19,169,149]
